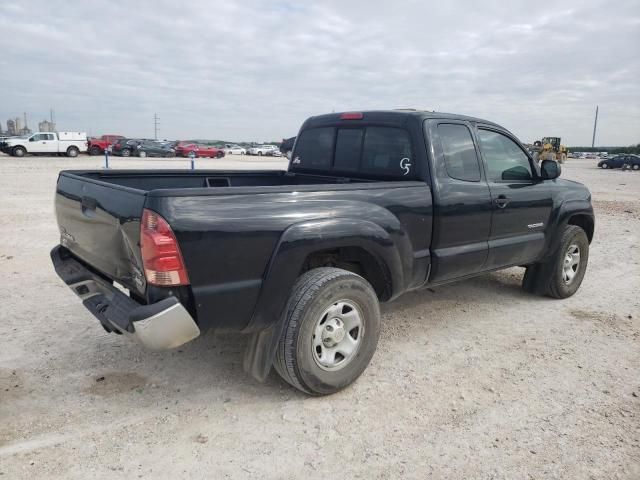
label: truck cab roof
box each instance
[303,110,503,130]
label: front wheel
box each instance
[138,151,147,158]
[121,149,131,157]
[632,164,640,171]
[522,225,589,298]
[89,145,102,156]
[12,146,26,157]
[274,267,381,395]
[66,146,79,158]
[601,162,608,169]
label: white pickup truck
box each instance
[1,132,88,157]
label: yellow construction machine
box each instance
[531,137,568,163]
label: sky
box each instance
[1,0,639,146]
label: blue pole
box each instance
[189,152,195,170]
[104,147,109,169]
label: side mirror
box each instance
[29,137,35,142]
[541,159,561,180]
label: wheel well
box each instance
[568,214,594,243]
[300,247,392,300]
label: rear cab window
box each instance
[291,125,415,180]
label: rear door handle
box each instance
[495,195,509,209]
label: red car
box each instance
[175,142,225,158]
[88,135,125,155]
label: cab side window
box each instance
[477,129,532,182]
[438,124,481,182]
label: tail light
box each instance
[140,209,189,286]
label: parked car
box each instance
[136,140,176,158]
[224,144,246,155]
[598,155,640,170]
[1,131,88,157]
[88,135,125,155]
[50,110,594,395]
[265,148,283,157]
[111,138,144,157]
[248,144,278,156]
[175,142,225,158]
[280,136,296,158]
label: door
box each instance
[426,120,493,282]
[29,133,57,153]
[476,127,554,269]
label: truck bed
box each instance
[67,169,376,193]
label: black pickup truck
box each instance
[51,110,594,395]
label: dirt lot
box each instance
[0,154,638,479]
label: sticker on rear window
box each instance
[400,158,412,175]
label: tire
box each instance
[122,149,131,157]
[559,153,566,164]
[216,151,224,158]
[258,151,263,156]
[632,164,640,171]
[12,146,26,157]
[165,151,176,158]
[138,151,147,158]
[89,145,102,156]
[601,162,608,169]
[66,146,79,158]
[274,267,381,395]
[522,225,589,299]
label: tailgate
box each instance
[54,173,147,295]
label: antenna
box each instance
[154,113,159,140]
[591,105,598,148]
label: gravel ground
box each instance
[0,154,638,479]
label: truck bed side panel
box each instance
[146,183,432,333]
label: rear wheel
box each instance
[138,151,147,158]
[165,151,175,158]
[66,146,79,158]
[216,151,224,158]
[522,225,589,299]
[601,162,608,169]
[632,164,640,171]
[258,151,263,156]
[89,145,102,156]
[274,267,381,395]
[122,148,131,157]
[12,146,26,157]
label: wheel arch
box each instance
[242,217,404,382]
[567,213,594,243]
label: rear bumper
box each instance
[51,245,200,350]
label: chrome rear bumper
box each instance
[51,245,200,350]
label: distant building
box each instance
[38,119,56,132]
[15,117,22,133]
[6,119,16,135]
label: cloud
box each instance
[0,0,638,145]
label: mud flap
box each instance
[243,321,287,382]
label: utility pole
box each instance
[154,113,159,140]
[591,105,598,148]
